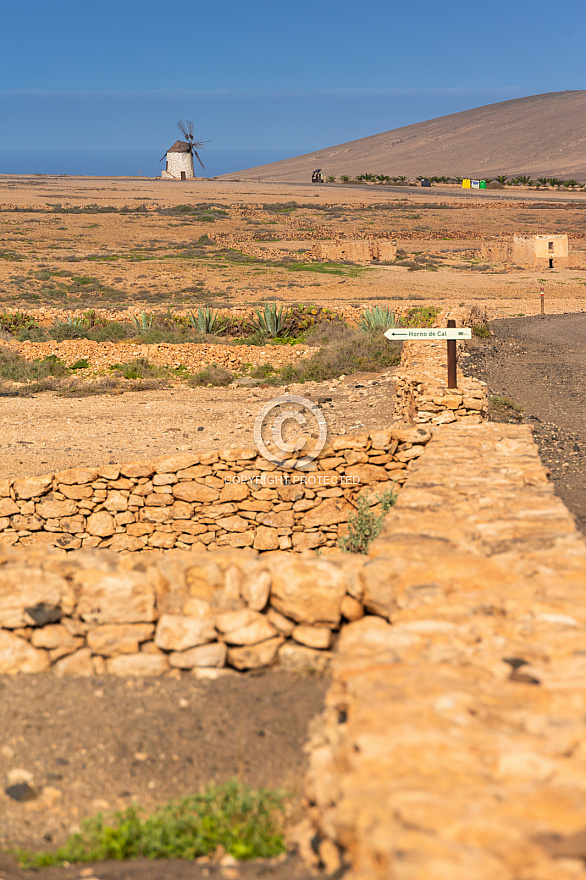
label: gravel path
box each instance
[463,312,586,535]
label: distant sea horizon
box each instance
[0,148,312,179]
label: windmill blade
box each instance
[193,149,205,171]
[187,120,194,140]
[177,119,188,139]
[159,154,167,163]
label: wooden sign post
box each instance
[447,318,457,388]
[384,322,471,390]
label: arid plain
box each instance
[1,174,585,479]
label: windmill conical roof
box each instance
[167,140,192,153]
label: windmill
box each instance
[160,120,208,180]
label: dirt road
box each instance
[464,312,586,534]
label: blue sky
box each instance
[0,0,584,175]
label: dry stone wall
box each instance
[0,428,430,554]
[299,422,586,880]
[0,544,367,677]
[312,240,398,262]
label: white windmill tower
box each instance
[160,120,207,180]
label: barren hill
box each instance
[220,91,586,183]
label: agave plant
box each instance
[187,307,222,335]
[254,302,290,338]
[358,306,397,334]
[130,311,154,332]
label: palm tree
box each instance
[395,175,407,184]
[340,174,349,183]
[516,174,532,186]
[537,178,549,188]
[495,175,508,185]
[327,175,336,183]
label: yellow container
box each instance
[462,178,471,188]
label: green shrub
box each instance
[267,325,401,384]
[14,780,286,867]
[0,350,69,383]
[188,364,234,387]
[472,323,491,338]
[338,488,397,554]
[249,363,277,379]
[489,394,523,413]
[70,358,90,371]
[112,358,169,381]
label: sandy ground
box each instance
[0,370,397,480]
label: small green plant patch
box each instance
[338,488,397,554]
[14,780,286,867]
[489,394,523,413]
[70,358,90,371]
[472,323,491,338]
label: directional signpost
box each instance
[384,328,472,341]
[385,318,471,389]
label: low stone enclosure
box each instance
[3,322,586,876]
[0,316,487,554]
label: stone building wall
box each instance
[161,151,194,180]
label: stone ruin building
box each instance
[312,240,398,263]
[513,234,569,268]
[482,234,574,268]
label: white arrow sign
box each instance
[384,327,472,341]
